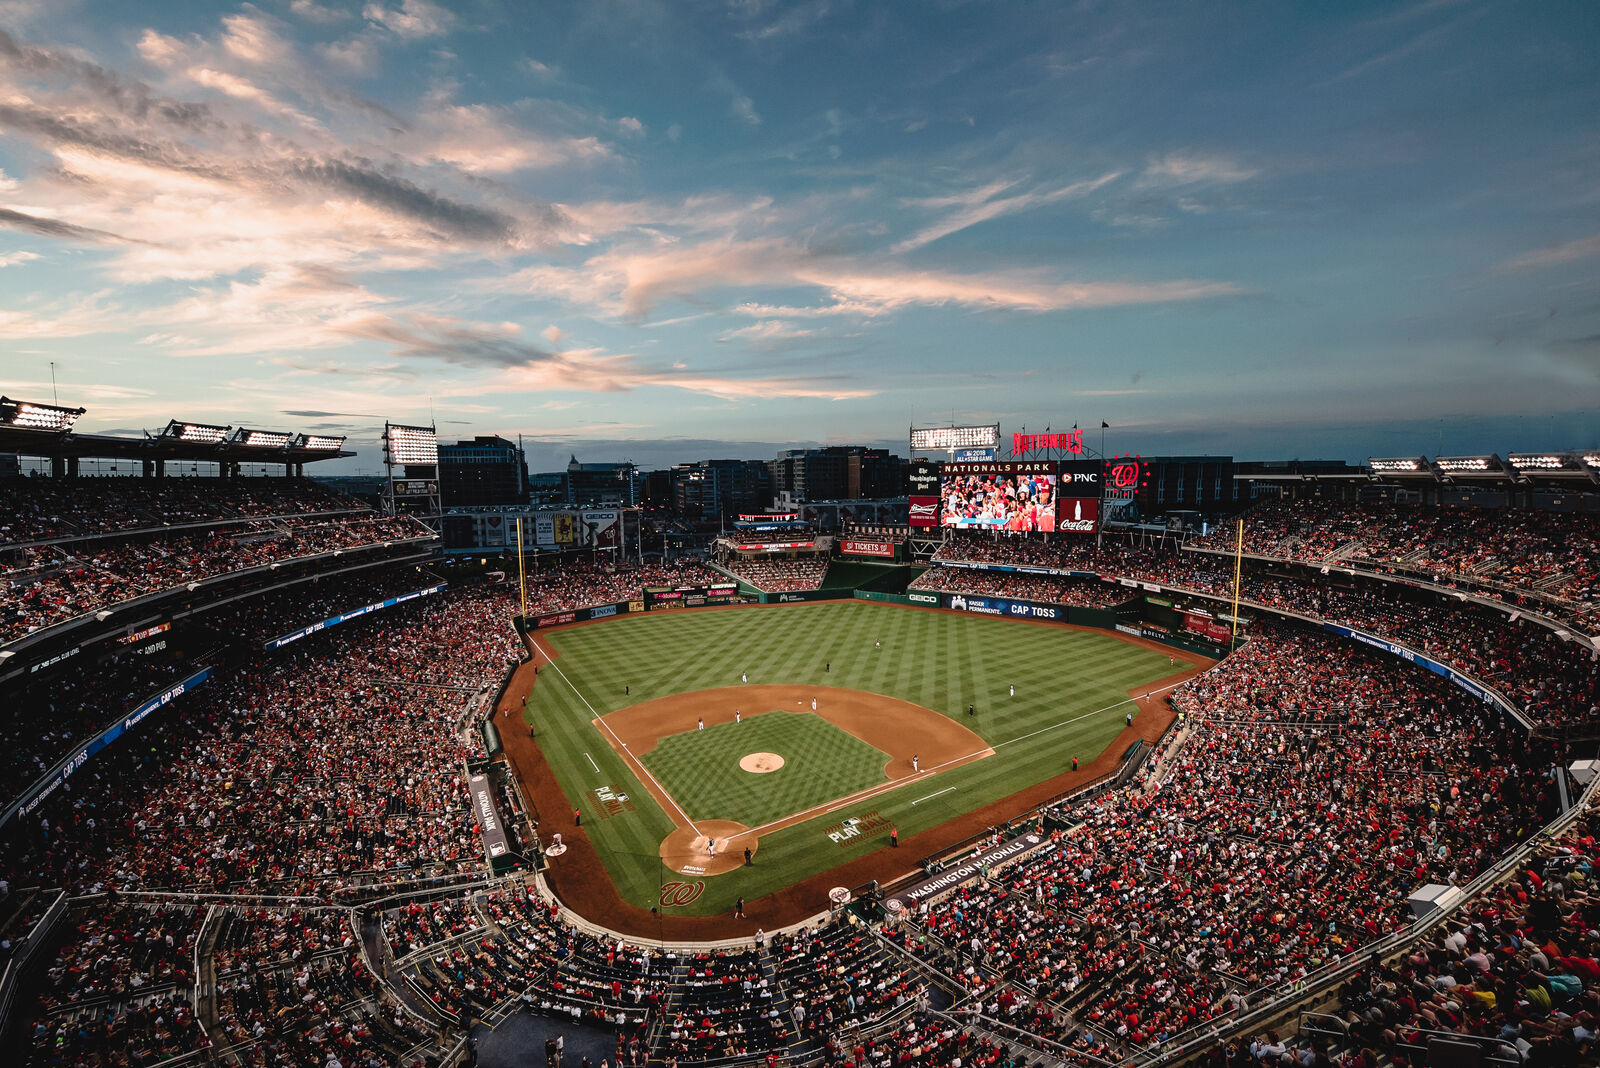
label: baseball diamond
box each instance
[503,599,1195,923]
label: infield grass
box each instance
[525,599,1178,917]
[641,710,888,827]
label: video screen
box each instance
[940,469,1058,531]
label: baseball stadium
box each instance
[0,407,1596,1068]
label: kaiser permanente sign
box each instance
[5,668,214,829]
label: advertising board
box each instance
[645,583,739,609]
[1056,496,1100,534]
[940,460,1059,530]
[945,593,1061,621]
[906,461,941,497]
[839,539,896,558]
[908,496,939,529]
[582,511,620,548]
[264,584,448,650]
[468,774,510,860]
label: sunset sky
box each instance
[0,0,1595,473]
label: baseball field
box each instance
[517,599,1185,919]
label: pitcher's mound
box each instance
[660,819,753,876]
[739,752,784,773]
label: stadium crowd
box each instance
[6,475,1600,1066]
[0,477,359,546]
[1191,498,1600,628]
[1,512,432,644]
[1,562,443,808]
[1,586,519,900]
[519,559,726,617]
[721,557,829,592]
[908,624,1554,1058]
[908,568,1130,608]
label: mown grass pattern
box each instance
[525,600,1176,915]
[640,710,890,828]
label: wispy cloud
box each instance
[1497,233,1600,273]
[1138,153,1258,187]
[509,237,1243,320]
[893,172,1122,253]
[719,319,814,345]
[362,0,454,40]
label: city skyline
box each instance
[0,0,1596,473]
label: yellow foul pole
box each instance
[515,517,529,622]
[1229,516,1244,651]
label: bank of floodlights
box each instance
[384,423,438,465]
[1433,455,1504,477]
[1368,457,1429,476]
[0,396,86,432]
[231,428,295,449]
[162,419,230,444]
[294,434,346,451]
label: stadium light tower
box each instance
[0,396,86,432]
[161,419,231,444]
[382,421,441,524]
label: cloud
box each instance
[0,250,41,267]
[735,0,835,42]
[1139,153,1258,186]
[1497,233,1600,273]
[289,0,350,24]
[400,101,615,173]
[0,206,131,244]
[720,319,814,344]
[511,236,1243,320]
[362,0,453,40]
[317,34,379,72]
[893,171,1122,253]
[729,92,761,127]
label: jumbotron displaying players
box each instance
[940,469,1056,531]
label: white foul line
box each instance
[912,786,956,806]
[584,752,600,774]
[528,635,701,837]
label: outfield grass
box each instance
[641,710,889,827]
[525,600,1176,916]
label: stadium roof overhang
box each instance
[0,426,353,467]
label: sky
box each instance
[0,0,1596,475]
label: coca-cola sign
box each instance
[1057,497,1100,534]
[908,495,939,528]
